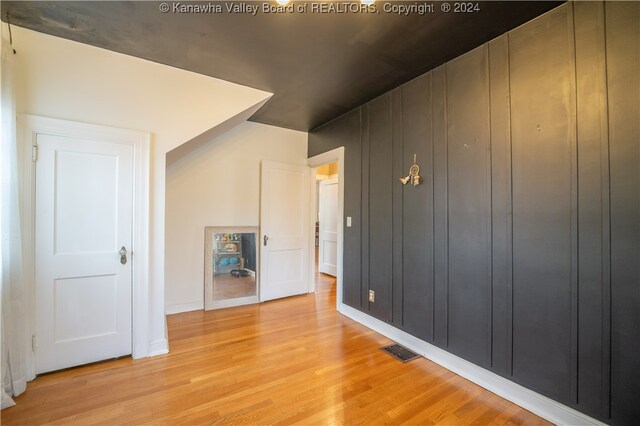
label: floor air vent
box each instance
[381,343,421,363]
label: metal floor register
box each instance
[381,343,421,363]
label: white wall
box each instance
[165,121,308,312]
[11,27,271,354]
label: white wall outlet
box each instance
[347,216,352,227]
[368,290,375,303]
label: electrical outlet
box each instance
[368,290,375,303]
[347,216,352,227]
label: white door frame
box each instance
[18,115,151,379]
[307,147,344,312]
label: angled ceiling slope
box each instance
[166,96,272,165]
[9,26,272,162]
[2,1,562,131]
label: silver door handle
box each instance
[119,246,128,265]
[263,235,269,246]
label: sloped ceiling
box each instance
[1,1,562,131]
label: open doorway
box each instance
[314,163,339,294]
[307,147,344,311]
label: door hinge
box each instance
[32,145,38,162]
[31,335,36,352]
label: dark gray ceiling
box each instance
[2,1,562,131]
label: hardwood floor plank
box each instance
[1,273,549,425]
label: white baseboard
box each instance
[339,303,607,426]
[148,339,169,357]
[165,301,203,315]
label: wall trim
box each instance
[165,301,204,315]
[339,303,608,426]
[19,115,152,379]
[148,339,169,357]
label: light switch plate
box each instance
[347,216,352,227]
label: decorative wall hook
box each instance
[400,154,421,187]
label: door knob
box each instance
[263,235,269,246]
[119,246,128,265]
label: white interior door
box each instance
[260,161,310,301]
[35,133,134,374]
[318,179,338,276]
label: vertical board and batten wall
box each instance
[509,5,577,404]
[607,2,640,422]
[307,2,639,424]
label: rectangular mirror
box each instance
[204,226,259,310]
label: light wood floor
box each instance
[1,272,549,425]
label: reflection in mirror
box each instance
[213,232,256,300]
[204,227,259,310]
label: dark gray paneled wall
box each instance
[509,5,576,404]
[398,75,433,341]
[445,45,492,369]
[367,95,393,321]
[607,2,640,424]
[575,1,611,417]
[308,2,639,424]
[488,34,512,379]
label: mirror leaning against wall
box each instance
[204,226,259,310]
